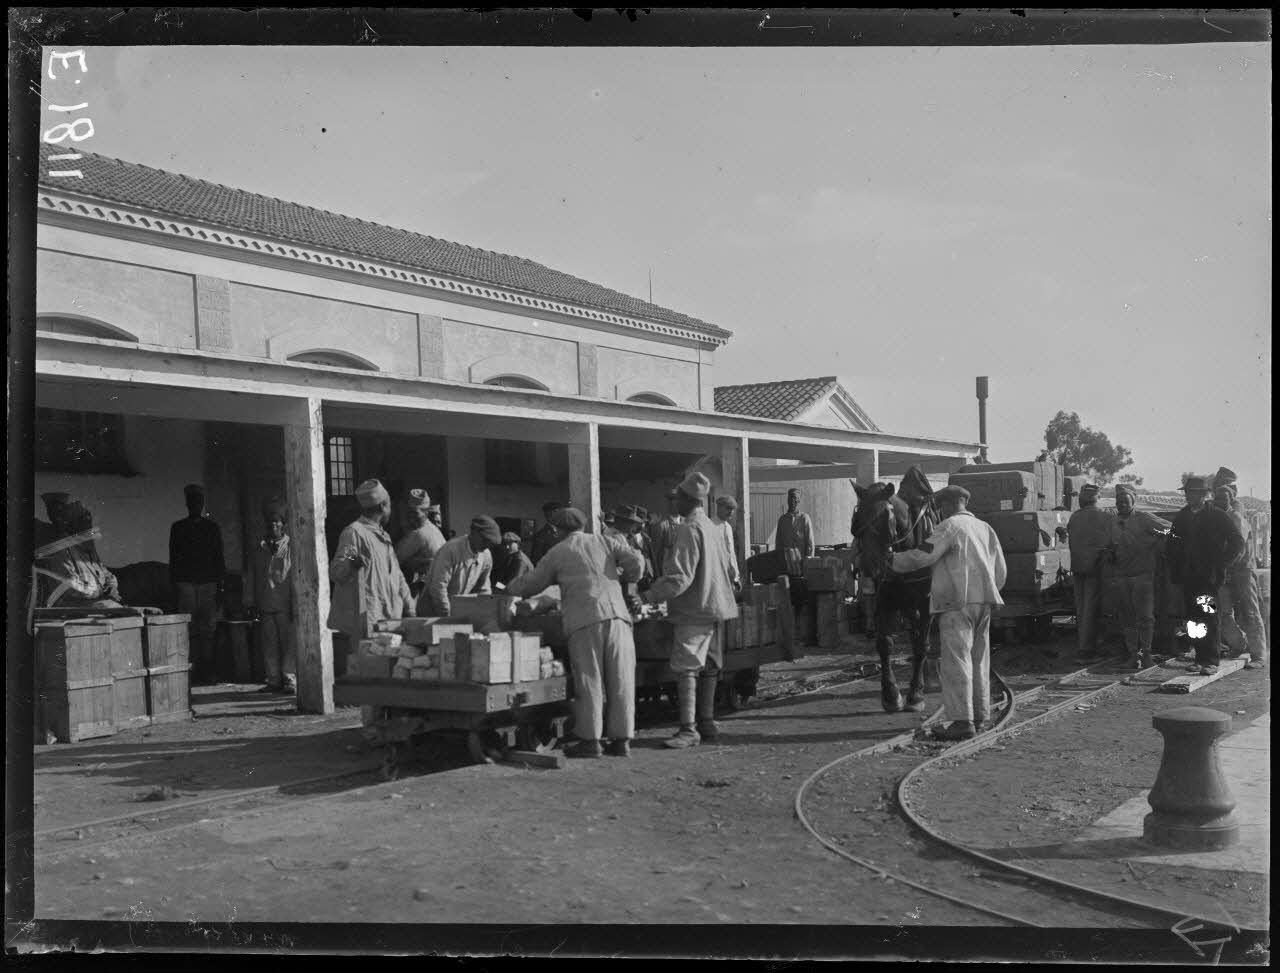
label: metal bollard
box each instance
[1143,706,1239,851]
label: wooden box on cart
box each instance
[143,613,192,724]
[35,620,117,743]
[102,615,150,731]
[948,470,1039,514]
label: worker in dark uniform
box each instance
[531,501,564,565]
[493,531,535,590]
[169,484,226,682]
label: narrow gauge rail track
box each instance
[795,661,1244,932]
[35,654,901,857]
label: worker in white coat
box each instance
[506,507,645,758]
[890,484,1006,742]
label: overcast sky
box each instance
[41,43,1271,496]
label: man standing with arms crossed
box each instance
[1067,483,1112,662]
[641,472,739,749]
[891,485,1006,742]
[1106,484,1170,670]
[170,484,226,683]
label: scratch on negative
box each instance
[1202,17,1232,35]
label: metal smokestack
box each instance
[976,376,989,462]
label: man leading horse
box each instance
[850,466,940,714]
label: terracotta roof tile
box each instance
[714,377,841,422]
[37,144,731,342]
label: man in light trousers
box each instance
[891,485,1006,742]
[1106,483,1171,670]
[507,507,644,758]
[642,472,740,749]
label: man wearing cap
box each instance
[776,488,815,578]
[395,489,446,600]
[1066,483,1112,661]
[1168,475,1244,675]
[1105,484,1171,670]
[493,531,535,590]
[328,478,415,643]
[426,504,455,541]
[650,489,685,582]
[424,515,499,617]
[169,484,226,681]
[890,485,1006,742]
[507,507,645,758]
[253,498,296,694]
[712,495,743,591]
[641,472,739,749]
[531,501,564,565]
[613,505,656,587]
[1211,469,1266,669]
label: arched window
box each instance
[626,392,677,406]
[287,350,378,370]
[484,375,550,392]
[37,315,138,342]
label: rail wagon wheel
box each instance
[465,729,507,765]
[380,743,402,782]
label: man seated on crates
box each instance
[507,507,644,758]
[1211,468,1266,670]
[1104,484,1171,671]
[423,515,500,617]
[253,497,297,695]
[890,484,1006,742]
[1067,483,1113,662]
[32,498,122,617]
[641,472,740,750]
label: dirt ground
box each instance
[29,627,1270,954]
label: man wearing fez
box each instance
[1066,483,1112,661]
[1168,475,1244,676]
[169,484,226,680]
[1211,468,1266,669]
[641,472,739,750]
[328,479,415,644]
[493,531,535,590]
[424,515,500,617]
[395,488,446,600]
[890,485,1006,742]
[531,501,564,565]
[1106,483,1170,670]
[507,507,645,758]
[254,498,296,694]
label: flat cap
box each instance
[501,531,522,545]
[549,507,588,532]
[1212,466,1238,487]
[1079,483,1100,497]
[677,472,711,502]
[935,485,971,505]
[469,515,502,544]
[1182,476,1209,492]
[612,504,645,526]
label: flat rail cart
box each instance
[333,674,571,776]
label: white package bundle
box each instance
[538,647,554,663]
[373,632,403,648]
[539,660,553,679]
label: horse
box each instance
[850,478,936,713]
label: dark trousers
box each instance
[1182,579,1222,666]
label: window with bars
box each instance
[35,408,132,475]
[327,435,355,495]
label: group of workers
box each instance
[882,464,1268,743]
[1066,466,1266,675]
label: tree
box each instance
[1036,410,1134,486]
[1118,472,1145,488]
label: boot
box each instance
[665,672,700,749]
[605,739,631,757]
[696,671,719,740]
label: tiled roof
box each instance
[715,376,841,422]
[36,144,731,342]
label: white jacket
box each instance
[891,511,1006,613]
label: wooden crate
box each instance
[463,632,515,684]
[814,593,847,650]
[35,620,116,743]
[144,614,192,725]
[448,595,511,633]
[349,655,397,680]
[512,633,543,681]
[104,616,150,731]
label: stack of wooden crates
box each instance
[803,552,856,649]
[950,461,1072,596]
[35,611,192,744]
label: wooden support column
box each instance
[567,423,601,534]
[721,436,751,570]
[852,449,880,488]
[282,396,334,714]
